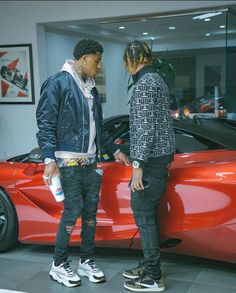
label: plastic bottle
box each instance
[49,175,65,202]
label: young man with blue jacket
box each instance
[36,39,128,288]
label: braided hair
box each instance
[73,39,103,60]
[123,41,153,68]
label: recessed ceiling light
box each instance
[220,25,226,28]
[151,37,155,40]
[169,26,176,30]
[205,33,211,36]
[66,25,80,29]
[142,32,149,35]
[141,19,147,22]
[204,18,211,22]
[119,26,125,30]
[193,11,222,20]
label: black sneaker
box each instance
[124,275,165,292]
[123,261,144,279]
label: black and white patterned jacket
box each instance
[129,65,175,165]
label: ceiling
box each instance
[44,6,236,46]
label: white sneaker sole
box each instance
[123,272,139,279]
[77,268,105,283]
[49,271,81,287]
[124,282,165,292]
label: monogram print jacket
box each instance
[129,65,175,165]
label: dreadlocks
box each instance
[123,41,153,68]
[73,39,103,60]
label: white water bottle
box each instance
[49,175,65,202]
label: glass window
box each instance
[226,10,236,117]
[98,9,236,118]
[43,6,236,119]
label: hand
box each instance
[43,162,60,186]
[114,151,129,166]
[131,167,144,192]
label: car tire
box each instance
[0,188,18,252]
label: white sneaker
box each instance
[77,258,105,283]
[49,260,81,287]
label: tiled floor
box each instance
[0,244,236,293]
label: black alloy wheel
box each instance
[0,189,18,252]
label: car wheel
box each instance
[0,189,18,252]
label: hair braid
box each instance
[123,40,152,67]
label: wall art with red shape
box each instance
[0,44,34,104]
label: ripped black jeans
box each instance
[131,156,172,280]
[54,164,102,264]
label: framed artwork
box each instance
[0,44,35,104]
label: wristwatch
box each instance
[132,160,141,169]
[44,158,56,165]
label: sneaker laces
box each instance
[133,260,144,276]
[137,270,162,283]
[87,259,100,273]
[137,260,144,270]
[61,260,75,276]
[137,269,148,282]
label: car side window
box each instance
[175,130,227,153]
[101,119,130,162]
[112,129,226,155]
[105,119,129,139]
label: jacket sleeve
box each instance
[130,83,159,164]
[36,78,61,160]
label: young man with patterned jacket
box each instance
[122,41,175,292]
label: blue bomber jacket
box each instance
[36,71,118,160]
[129,65,175,166]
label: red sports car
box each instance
[1,115,236,264]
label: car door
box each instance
[14,162,64,243]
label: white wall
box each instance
[0,1,236,158]
[45,32,78,77]
[99,41,129,117]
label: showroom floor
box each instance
[0,244,236,293]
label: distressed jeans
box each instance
[131,156,172,280]
[54,164,102,264]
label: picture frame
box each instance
[0,44,35,104]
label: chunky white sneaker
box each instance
[77,258,105,283]
[49,260,81,287]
